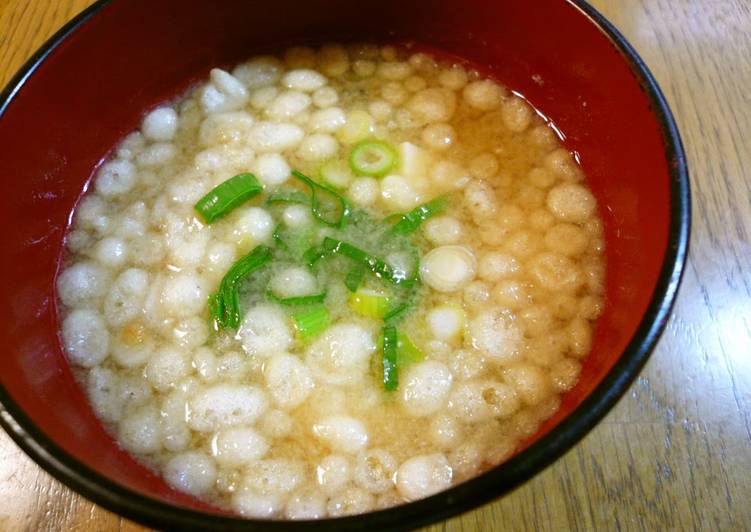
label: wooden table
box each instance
[1,0,749,530]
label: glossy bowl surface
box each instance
[0,0,689,530]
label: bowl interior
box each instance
[0,0,674,520]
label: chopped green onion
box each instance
[382,325,398,391]
[265,189,310,205]
[303,245,327,267]
[349,140,398,178]
[292,304,330,341]
[382,212,403,225]
[292,170,352,228]
[387,195,449,235]
[224,286,242,330]
[213,245,273,328]
[344,264,366,292]
[384,302,412,323]
[208,293,226,329]
[397,333,424,365]
[349,289,390,318]
[319,159,353,189]
[272,224,288,251]
[194,173,263,224]
[322,237,414,284]
[220,245,273,290]
[384,282,421,324]
[267,291,327,306]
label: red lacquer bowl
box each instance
[0,1,689,530]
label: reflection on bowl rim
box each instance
[0,0,690,530]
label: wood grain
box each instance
[1,0,750,530]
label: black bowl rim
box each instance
[0,0,690,530]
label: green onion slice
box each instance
[344,264,366,292]
[382,325,398,391]
[267,291,327,306]
[397,333,424,365]
[292,170,352,228]
[194,173,263,224]
[212,245,273,329]
[349,289,390,318]
[384,302,412,323]
[387,195,449,235]
[292,304,330,341]
[382,212,403,225]
[303,245,327,267]
[322,237,415,285]
[349,140,398,178]
[265,189,311,205]
[272,224,288,251]
[208,293,225,328]
[384,281,421,324]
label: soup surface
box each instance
[57,44,604,518]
